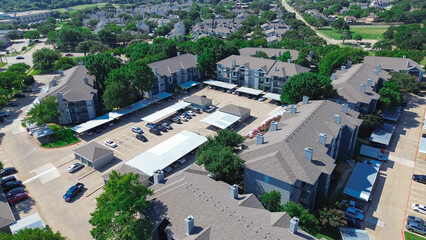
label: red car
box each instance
[8,192,28,204]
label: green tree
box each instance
[37,23,56,35]
[32,48,61,72]
[312,18,326,29]
[319,208,346,228]
[0,71,20,99]
[261,11,277,21]
[389,72,418,92]
[83,53,121,93]
[103,68,136,109]
[23,30,41,41]
[54,57,76,70]
[331,18,349,31]
[379,81,403,110]
[261,190,282,212]
[7,63,30,74]
[252,50,269,59]
[340,31,352,44]
[361,111,383,136]
[197,52,215,76]
[0,227,65,240]
[25,95,60,126]
[125,60,156,96]
[277,51,291,62]
[6,30,19,41]
[154,25,172,37]
[214,129,244,150]
[319,47,367,76]
[280,201,320,234]
[373,40,392,50]
[281,72,337,104]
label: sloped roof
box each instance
[184,95,213,106]
[219,104,250,117]
[239,47,299,60]
[73,142,113,162]
[238,194,265,209]
[149,53,197,77]
[0,189,15,229]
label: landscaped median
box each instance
[40,124,80,148]
[404,231,425,240]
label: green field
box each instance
[318,26,388,40]
[54,3,108,12]
[404,231,426,240]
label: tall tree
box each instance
[83,53,121,93]
[331,18,349,31]
[389,72,418,92]
[214,129,244,150]
[6,30,19,41]
[261,190,282,212]
[24,95,60,126]
[281,72,337,104]
[277,51,291,62]
[361,111,383,135]
[252,51,269,59]
[280,201,320,234]
[0,71,20,99]
[103,68,136,109]
[23,30,41,41]
[379,81,403,110]
[126,60,156,96]
[32,48,61,72]
[89,171,153,240]
[0,227,65,240]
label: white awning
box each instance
[201,111,241,129]
[9,213,45,234]
[203,80,237,89]
[264,92,281,101]
[236,86,262,96]
[126,130,207,176]
[141,101,191,123]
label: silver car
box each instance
[406,221,426,235]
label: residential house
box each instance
[217,55,310,94]
[240,100,362,210]
[343,16,357,24]
[146,165,315,240]
[41,64,98,125]
[239,47,299,61]
[136,21,150,33]
[148,53,201,97]
[166,21,185,39]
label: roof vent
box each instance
[341,65,346,71]
[319,133,327,146]
[153,170,164,184]
[334,114,342,124]
[278,51,282,56]
[51,78,57,86]
[289,217,299,234]
[230,184,238,199]
[270,121,278,131]
[153,67,157,74]
[331,73,337,80]
[373,70,379,76]
[59,70,64,76]
[347,61,352,68]
[84,76,89,85]
[256,134,264,145]
[185,215,194,235]
[290,105,297,114]
[302,96,309,105]
[341,103,348,114]
[360,84,366,93]
[287,58,291,63]
[376,64,382,71]
[367,78,373,87]
[304,147,313,161]
[232,59,236,68]
[406,61,410,68]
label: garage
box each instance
[184,95,212,110]
[219,104,251,122]
[73,142,114,170]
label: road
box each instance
[1,38,53,68]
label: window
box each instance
[265,78,270,83]
[168,77,173,84]
[232,71,236,77]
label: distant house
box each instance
[343,16,357,24]
[148,53,201,97]
[239,47,299,61]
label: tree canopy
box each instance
[25,95,60,126]
[318,47,367,76]
[32,48,61,72]
[0,227,65,240]
[389,72,418,92]
[82,53,121,93]
[261,190,282,212]
[378,81,403,110]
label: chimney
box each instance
[331,73,337,80]
[185,216,194,235]
[403,55,406,58]
[304,147,313,161]
[84,76,89,85]
[360,84,366,92]
[153,67,157,75]
[334,114,342,124]
[319,133,327,146]
[373,70,379,76]
[289,217,299,234]
[347,61,352,68]
[195,55,198,62]
[270,121,278,131]
[376,64,382,71]
[287,58,291,63]
[177,52,181,56]
[341,103,348,114]
[56,92,63,102]
[230,184,238,199]
[302,96,309,105]
[274,66,277,71]
[308,51,313,58]
[406,61,410,68]
[51,78,57,86]
[341,65,346,71]
[367,78,373,86]
[59,70,64,76]
[232,59,236,68]
[153,170,164,184]
[256,134,264,145]
[290,105,297,114]
[279,51,282,56]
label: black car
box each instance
[5,187,26,199]
[157,125,167,132]
[162,122,173,130]
[0,167,17,177]
[94,127,102,133]
[13,93,25,98]
[63,183,84,202]
[0,176,16,186]
[413,174,426,184]
[345,217,361,229]
[136,134,148,142]
[149,128,161,135]
[3,180,23,191]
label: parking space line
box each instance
[23,167,57,184]
[409,196,425,202]
[117,137,138,148]
[410,191,425,197]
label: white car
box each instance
[187,110,195,116]
[180,115,188,121]
[67,163,84,173]
[412,204,426,215]
[105,140,118,148]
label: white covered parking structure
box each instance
[126,130,207,176]
[236,87,262,96]
[141,101,191,123]
[201,111,241,129]
[203,80,237,89]
[264,92,281,101]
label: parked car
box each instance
[345,207,364,221]
[157,125,167,132]
[258,96,267,101]
[67,163,84,173]
[190,107,201,113]
[7,102,18,107]
[345,217,361,229]
[94,127,102,133]
[406,221,426,235]
[204,105,215,113]
[412,204,426,215]
[0,116,3,122]
[171,116,181,123]
[65,53,74,57]
[184,112,192,119]
[132,126,144,134]
[145,122,157,129]
[0,111,10,117]
[226,89,234,93]
[14,93,25,98]
[247,95,253,99]
[3,181,23,191]
[163,166,173,173]
[186,110,195,116]
[162,122,173,130]
[8,192,28,204]
[1,176,17,186]
[15,56,24,60]
[149,128,161,135]
[407,216,425,226]
[180,115,188,121]
[108,121,114,127]
[63,183,84,202]
[413,174,426,184]
[178,158,187,164]
[105,140,118,148]
[5,187,25,199]
[86,131,94,136]
[171,161,180,169]
[155,101,163,105]
[22,87,33,93]
[0,167,17,177]
[136,134,148,142]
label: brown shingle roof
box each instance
[148,53,197,77]
[73,142,113,162]
[219,104,250,117]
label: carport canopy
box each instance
[204,80,237,89]
[343,162,379,202]
[201,111,241,129]
[420,137,426,154]
[264,93,281,101]
[369,123,395,146]
[236,86,262,96]
[179,81,199,89]
[126,130,207,176]
[9,213,44,234]
[141,101,191,123]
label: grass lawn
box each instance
[29,69,42,76]
[41,124,80,148]
[315,233,335,240]
[317,26,388,40]
[54,3,109,12]
[404,231,426,240]
[0,62,6,68]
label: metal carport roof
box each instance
[343,162,379,202]
[179,81,199,89]
[141,101,191,123]
[9,213,44,234]
[420,137,426,154]
[236,86,262,96]
[201,111,241,129]
[126,130,207,176]
[369,123,395,146]
[264,93,281,101]
[203,80,237,89]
